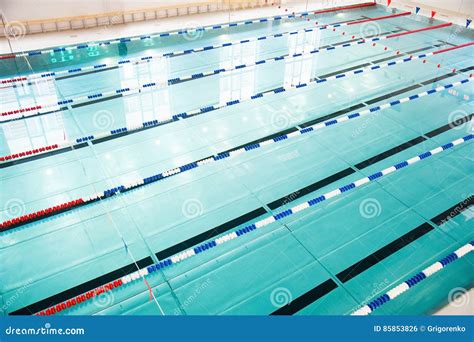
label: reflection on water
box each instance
[0,27,323,156]
[284,29,321,87]
[219,40,258,104]
[0,79,64,155]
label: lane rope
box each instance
[1,76,472,231]
[1,42,471,164]
[32,134,473,316]
[0,24,459,123]
[0,2,377,59]
[351,241,474,315]
[1,17,423,119]
[0,11,409,85]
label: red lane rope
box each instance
[35,279,124,316]
[1,77,27,84]
[2,40,473,233]
[0,144,60,162]
[347,11,411,25]
[386,22,452,38]
[1,105,42,117]
[0,198,85,231]
[432,42,474,55]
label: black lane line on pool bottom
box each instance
[0,143,89,168]
[1,27,410,125]
[270,196,474,315]
[27,27,402,110]
[153,113,473,262]
[1,42,446,168]
[9,16,373,88]
[268,113,473,210]
[155,207,268,261]
[369,43,443,65]
[336,223,434,283]
[270,279,338,315]
[354,136,427,169]
[431,195,474,226]
[335,195,474,283]
[2,72,470,233]
[267,168,356,210]
[2,78,472,235]
[71,94,123,108]
[10,104,472,317]
[13,174,473,316]
[7,112,471,237]
[56,66,119,81]
[9,256,154,315]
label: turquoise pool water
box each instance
[0,4,473,316]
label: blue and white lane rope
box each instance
[0,20,368,83]
[160,135,473,265]
[0,11,407,84]
[6,3,377,59]
[32,134,474,316]
[1,68,472,165]
[2,77,472,231]
[351,241,474,315]
[0,36,409,118]
[2,38,462,122]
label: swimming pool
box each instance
[0,2,473,316]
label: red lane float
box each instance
[386,22,452,39]
[0,144,60,162]
[1,77,27,84]
[1,41,472,232]
[347,11,411,25]
[432,41,474,55]
[0,198,84,231]
[35,279,124,316]
[1,105,42,117]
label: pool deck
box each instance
[0,0,364,55]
